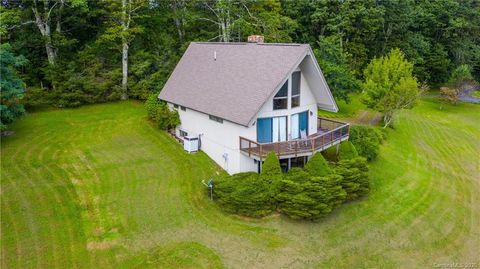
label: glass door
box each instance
[256,116,287,143]
[291,111,308,139]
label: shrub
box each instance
[349,125,381,161]
[337,141,358,160]
[276,168,332,220]
[145,94,180,130]
[335,157,369,201]
[322,146,338,162]
[304,152,331,177]
[213,172,275,217]
[260,152,283,199]
[276,168,345,220]
[312,174,346,209]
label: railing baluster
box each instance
[294,140,297,156]
[248,140,251,157]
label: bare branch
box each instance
[7,21,36,30]
[197,17,222,26]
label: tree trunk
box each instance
[383,112,393,128]
[44,23,57,65]
[32,1,57,65]
[121,0,128,100]
[121,40,128,100]
[172,0,185,41]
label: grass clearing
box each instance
[1,98,479,268]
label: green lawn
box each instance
[1,99,479,268]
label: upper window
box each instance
[180,106,186,111]
[291,71,301,108]
[273,81,288,110]
[209,115,223,123]
[173,104,179,109]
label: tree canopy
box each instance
[0,44,27,131]
[362,48,419,127]
[1,0,478,109]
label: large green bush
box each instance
[313,174,346,209]
[338,141,359,161]
[304,152,331,177]
[145,94,180,130]
[276,168,332,220]
[213,172,275,217]
[349,125,381,161]
[276,168,345,220]
[335,157,369,201]
[260,152,283,201]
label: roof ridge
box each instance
[192,42,305,47]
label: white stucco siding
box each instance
[169,104,257,175]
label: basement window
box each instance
[179,130,188,137]
[273,81,288,110]
[209,115,223,123]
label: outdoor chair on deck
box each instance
[300,130,309,148]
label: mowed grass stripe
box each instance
[2,100,478,268]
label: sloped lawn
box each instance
[1,99,479,268]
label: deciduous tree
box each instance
[362,48,419,128]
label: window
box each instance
[273,81,288,110]
[290,156,307,169]
[180,106,186,111]
[173,104,179,109]
[291,71,301,108]
[209,115,223,123]
[179,130,188,137]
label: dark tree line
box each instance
[1,0,479,112]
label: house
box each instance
[159,35,349,175]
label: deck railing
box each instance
[239,117,349,160]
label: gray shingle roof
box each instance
[159,42,309,126]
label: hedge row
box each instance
[213,148,369,220]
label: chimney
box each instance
[248,35,264,43]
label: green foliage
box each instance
[314,174,346,209]
[448,65,476,90]
[335,157,369,201]
[213,172,275,217]
[276,168,346,220]
[362,48,419,127]
[260,152,283,197]
[145,94,180,130]
[304,152,331,177]
[276,168,332,220]
[4,0,480,110]
[314,36,360,102]
[349,125,381,161]
[337,141,358,161]
[0,44,27,131]
[322,146,338,162]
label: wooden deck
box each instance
[239,117,349,160]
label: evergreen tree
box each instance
[0,44,27,131]
[335,157,369,201]
[304,152,331,177]
[337,141,358,161]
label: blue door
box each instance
[299,111,308,135]
[257,118,272,143]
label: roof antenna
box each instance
[214,51,216,61]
